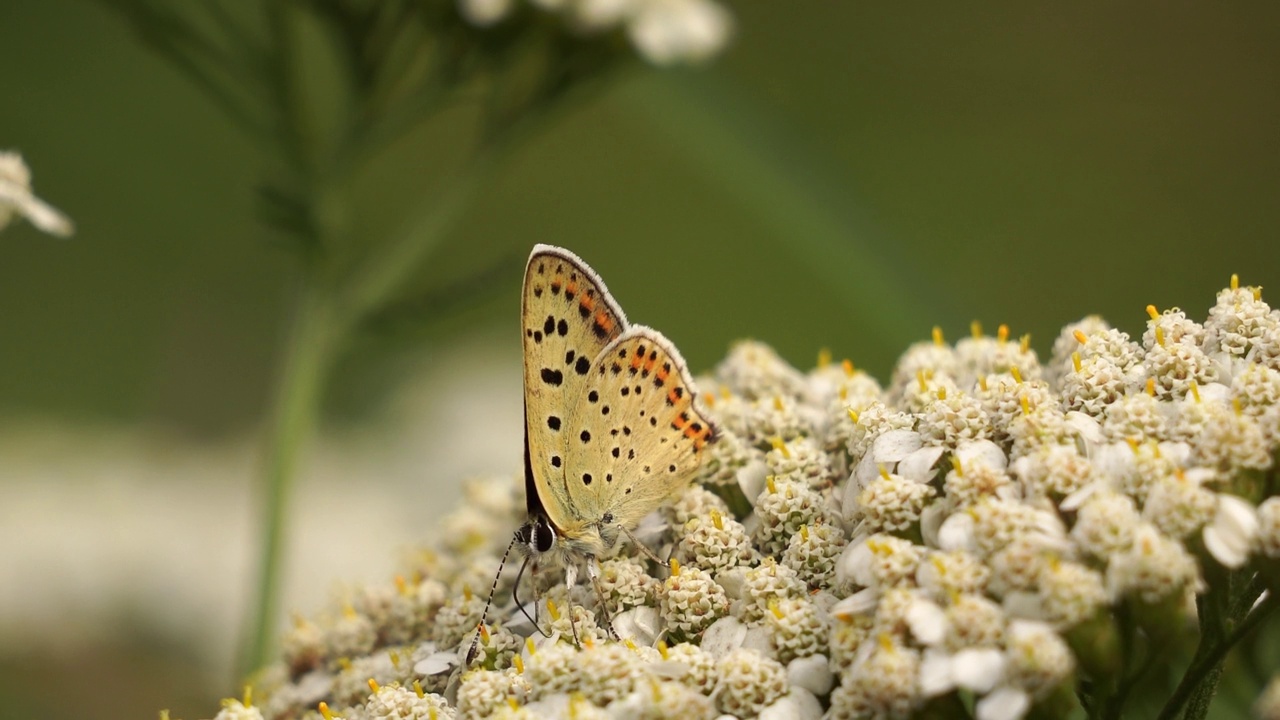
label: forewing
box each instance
[522,245,628,530]
[562,326,718,529]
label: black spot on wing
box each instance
[580,430,591,443]
[541,368,563,386]
[575,356,590,375]
[582,473,593,486]
[557,319,569,337]
[544,316,555,335]
[565,350,575,364]
[588,390,599,403]
[547,416,561,430]
[551,455,561,467]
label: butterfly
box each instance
[470,244,718,658]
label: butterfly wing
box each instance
[522,245,629,533]
[561,326,718,530]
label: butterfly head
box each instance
[516,510,613,564]
[516,513,557,555]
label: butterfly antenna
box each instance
[466,533,519,665]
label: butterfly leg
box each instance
[584,557,621,642]
[620,525,670,569]
[563,562,583,648]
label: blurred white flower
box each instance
[0,151,73,237]
[627,0,733,65]
[458,0,516,26]
[1203,493,1260,568]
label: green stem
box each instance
[240,285,339,676]
[1155,580,1278,720]
[239,115,524,682]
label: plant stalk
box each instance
[240,285,339,677]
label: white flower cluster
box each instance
[455,0,732,66]
[218,278,1279,720]
[0,151,73,237]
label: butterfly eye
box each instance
[534,519,556,553]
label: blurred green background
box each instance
[2,1,1278,719]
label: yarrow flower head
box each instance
[212,274,1280,720]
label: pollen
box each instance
[932,326,944,346]
[971,320,983,338]
[1073,329,1089,345]
[1189,381,1201,403]
[546,598,561,620]
[319,702,335,720]
[847,408,859,423]
[1011,366,1023,384]
[412,680,426,697]
[769,600,784,619]
[368,678,380,693]
[1146,304,1160,320]
[1231,273,1239,291]
[711,508,724,530]
[771,437,790,458]
[878,464,891,481]
[997,324,1009,343]
[1072,351,1082,373]
[1155,326,1166,347]
[669,558,682,576]
[1020,334,1031,352]
[817,347,832,368]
